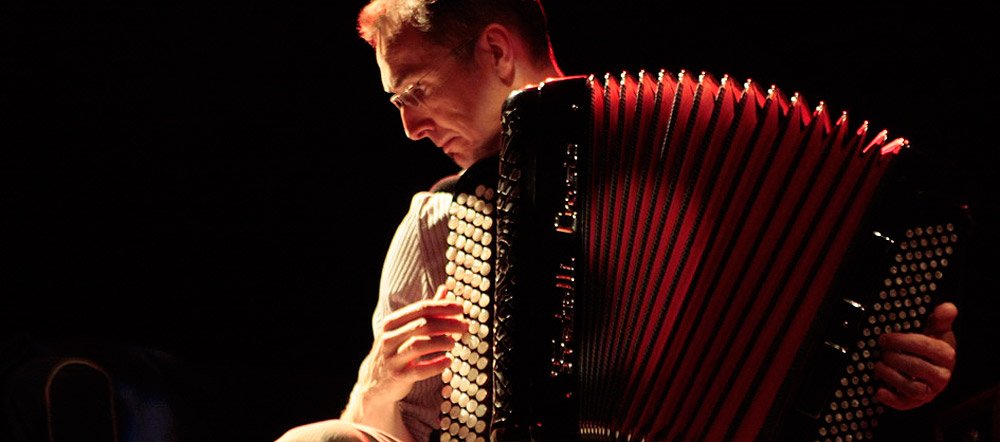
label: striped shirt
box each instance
[373,191,453,442]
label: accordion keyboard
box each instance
[439,185,497,442]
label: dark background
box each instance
[4,1,998,441]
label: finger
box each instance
[405,353,454,382]
[874,357,943,398]
[925,302,958,341]
[434,284,449,300]
[879,331,956,370]
[879,350,952,392]
[381,315,468,350]
[380,299,465,332]
[397,334,461,361]
[875,385,925,411]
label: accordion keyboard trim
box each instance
[493,71,968,442]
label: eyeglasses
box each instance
[389,37,476,109]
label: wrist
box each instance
[342,384,397,422]
[341,388,414,442]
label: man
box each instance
[277,1,958,441]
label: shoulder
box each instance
[404,174,459,227]
[406,191,451,228]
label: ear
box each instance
[477,23,517,85]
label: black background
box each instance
[4,1,998,441]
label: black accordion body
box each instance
[438,71,969,442]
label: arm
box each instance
[874,302,958,410]
[341,287,466,442]
[341,192,457,441]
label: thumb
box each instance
[924,302,958,351]
[925,302,958,336]
[434,284,451,301]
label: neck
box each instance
[516,60,564,91]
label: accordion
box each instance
[436,71,968,442]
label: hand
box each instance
[350,286,467,410]
[874,302,958,410]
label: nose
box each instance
[399,105,434,141]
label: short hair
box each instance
[358,0,555,64]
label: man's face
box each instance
[375,27,508,169]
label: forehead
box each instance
[375,27,451,93]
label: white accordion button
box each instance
[482,216,493,231]
[456,193,468,205]
[480,232,492,246]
